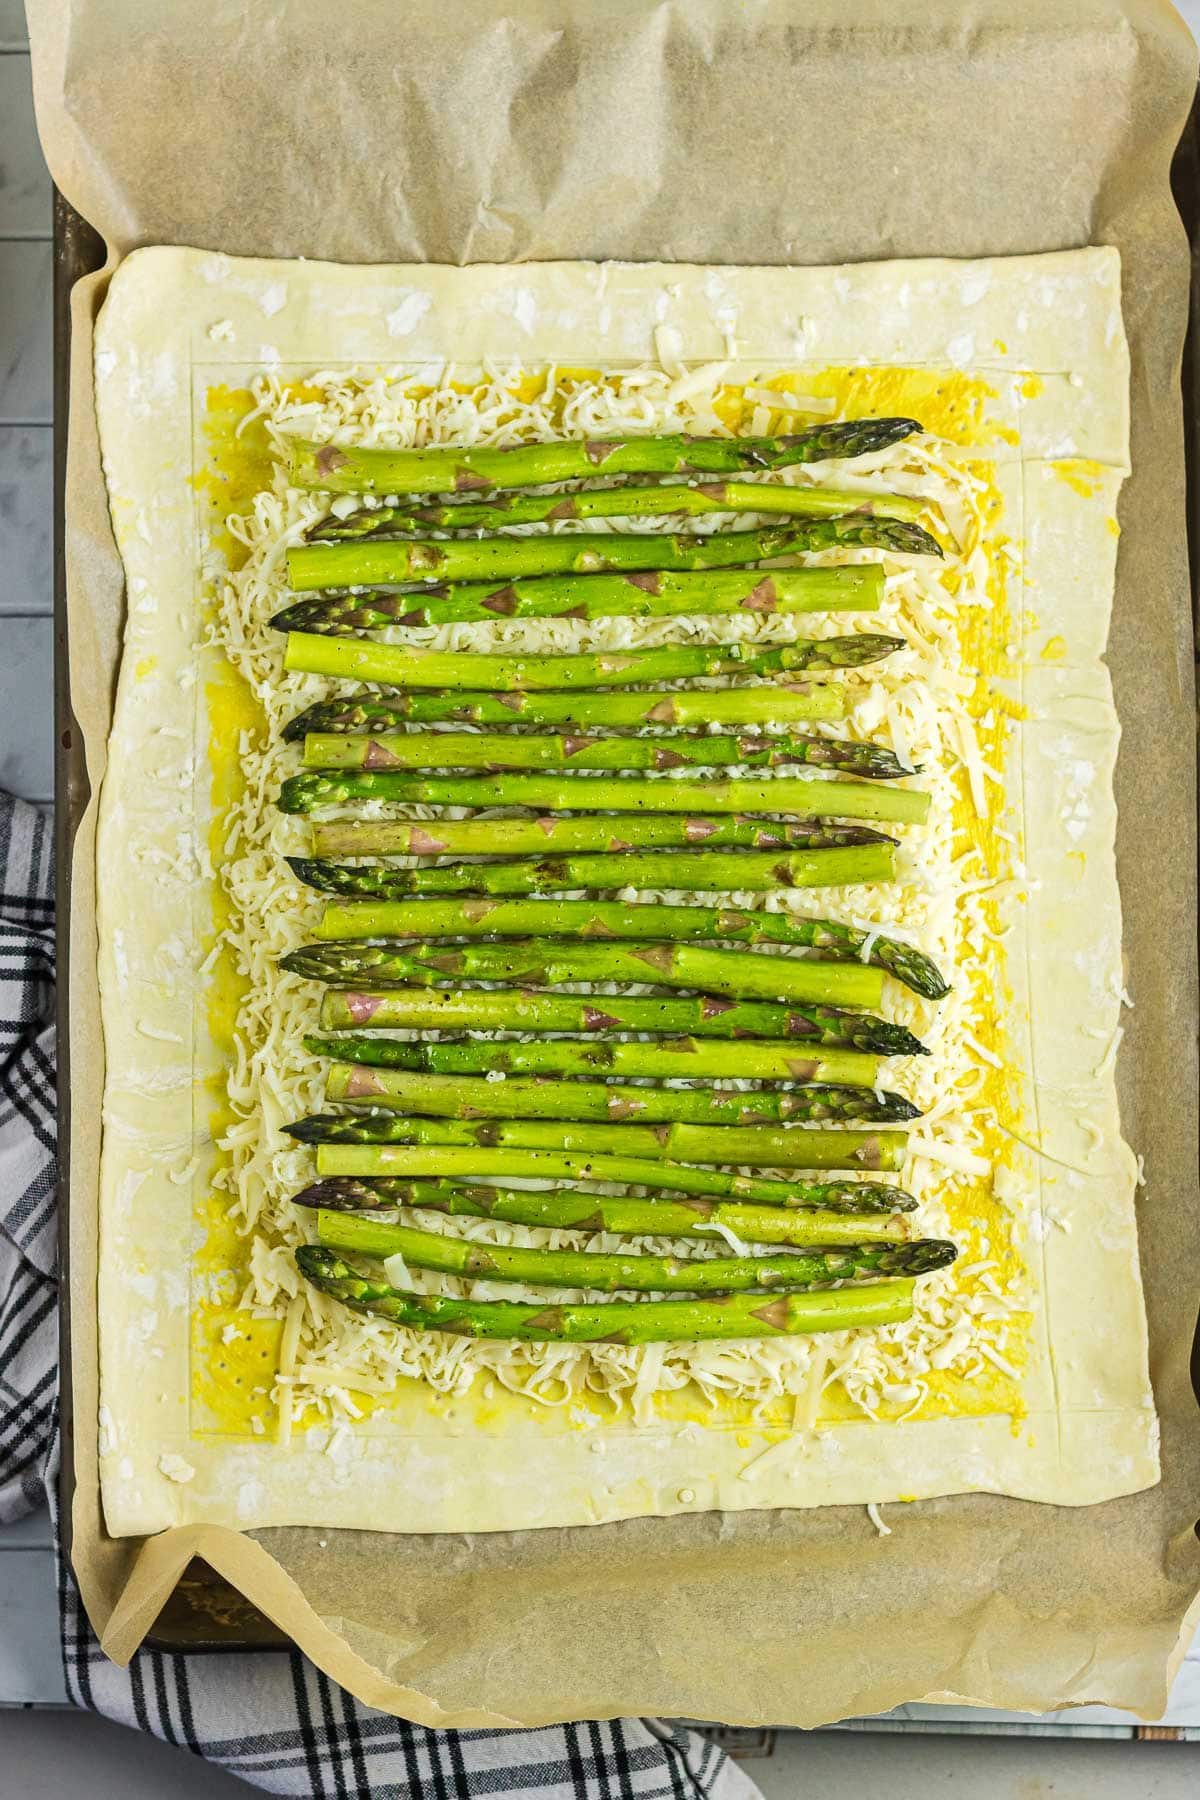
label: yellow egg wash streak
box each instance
[187,363,1033,1450]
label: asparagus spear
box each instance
[293,1173,919,1224]
[302,729,915,780]
[286,419,923,497]
[289,1112,908,1171]
[283,938,887,1007]
[309,901,949,1000]
[288,842,897,900]
[279,771,929,826]
[316,988,927,1056]
[314,1209,955,1292]
[312,1143,908,1206]
[305,1029,886,1085]
[308,815,890,858]
[274,564,885,633]
[284,685,847,737]
[287,517,941,592]
[295,1247,917,1342]
[325,1064,919,1125]
[283,630,904,689]
[307,481,926,540]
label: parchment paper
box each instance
[26,0,1200,1728]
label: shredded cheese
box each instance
[382,1252,412,1291]
[157,1453,196,1484]
[203,361,1028,1431]
[701,1220,754,1258]
[795,1344,828,1434]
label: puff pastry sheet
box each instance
[93,247,1155,1536]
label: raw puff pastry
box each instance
[92,248,1155,1536]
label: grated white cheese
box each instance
[1092,1023,1123,1080]
[383,1252,412,1291]
[652,325,686,379]
[665,362,731,406]
[736,1434,802,1482]
[137,1020,184,1045]
[700,1220,754,1258]
[904,1136,992,1178]
[795,1344,828,1433]
[158,1452,196,1484]
[866,1501,892,1537]
[740,386,838,416]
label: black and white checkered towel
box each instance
[0,789,761,1798]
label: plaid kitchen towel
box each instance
[0,792,57,1527]
[0,788,762,1799]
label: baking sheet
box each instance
[27,0,1200,1728]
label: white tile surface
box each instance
[0,6,28,51]
[4,1711,1196,1797]
[0,426,52,612]
[0,52,51,235]
[0,44,59,1721]
[0,1552,65,1704]
[0,613,52,799]
[752,1730,1200,1797]
[0,239,51,422]
[0,1711,248,1796]
[0,1504,53,1549]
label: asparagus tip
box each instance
[269,603,307,634]
[291,1179,374,1211]
[284,1113,347,1142]
[877,1093,922,1123]
[288,855,335,892]
[297,1244,344,1281]
[896,1238,958,1276]
[885,520,944,559]
[281,706,318,743]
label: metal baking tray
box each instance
[52,83,1200,1688]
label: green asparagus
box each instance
[302,729,915,780]
[304,1029,887,1085]
[279,770,929,827]
[274,564,885,632]
[293,1173,919,1224]
[295,1247,918,1342]
[286,419,922,497]
[288,843,896,900]
[311,1144,910,1207]
[283,630,903,689]
[325,1064,919,1125]
[284,685,847,737]
[306,480,926,540]
[309,900,949,1000]
[308,815,890,858]
[313,1209,955,1292]
[290,1111,908,1171]
[315,988,927,1056]
[288,517,940,592]
[283,937,887,1008]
